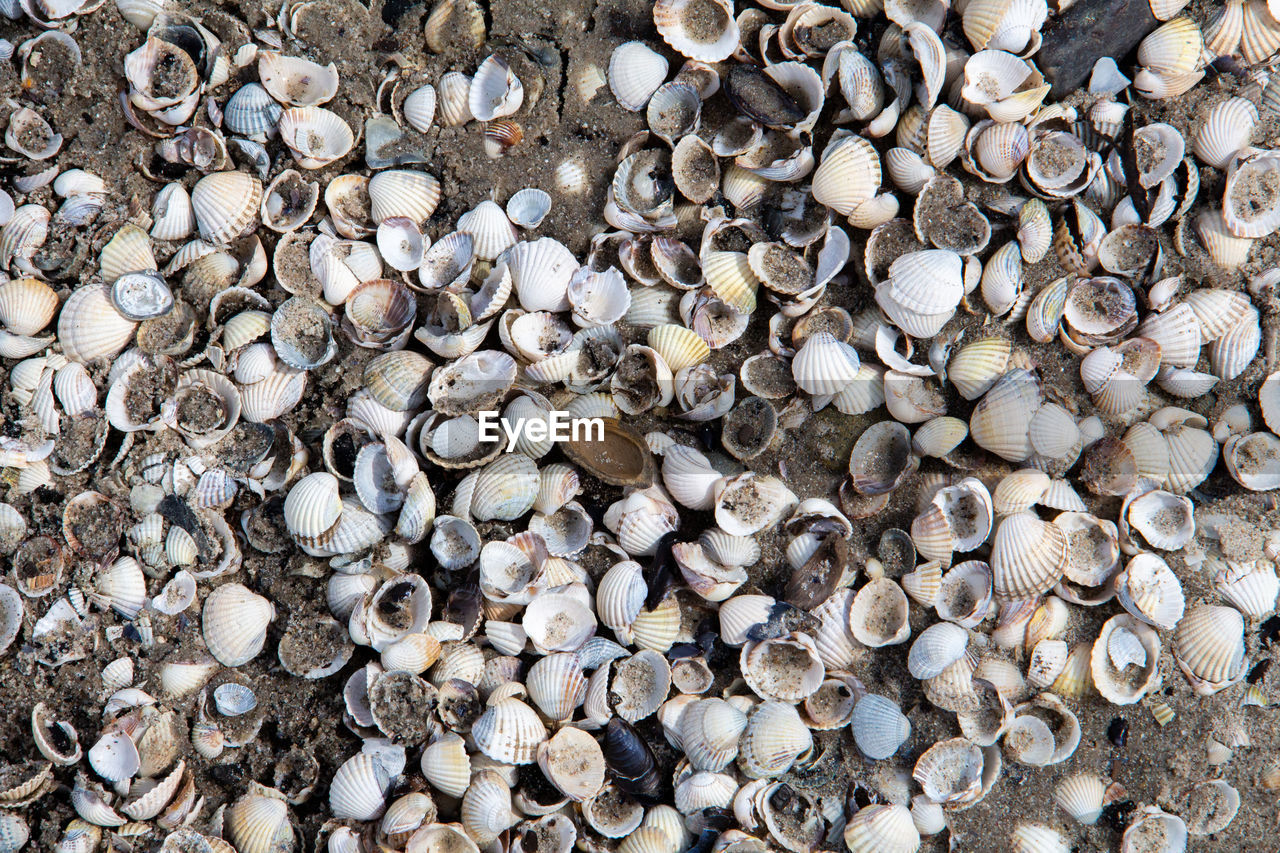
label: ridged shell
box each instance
[329,753,390,821]
[472,698,548,764]
[369,170,442,225]
[844,804,919,853]
[192,171,263,245]
[1173,605,1246,695]
[851,695,912,761]
[58,284,137,363]
[202,582,276,667]
[991,512,1067,601]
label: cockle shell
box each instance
[202,583,276,667]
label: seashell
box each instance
[1009,824,1069,853]
[913,737,985,805]
[436,71,475,127]
[741,633,823,703]
[654,0,739,62]
[329,753,390,821]
[851,694,912,761]
[278,107,355,169]
[1194,209,1255,270]
[738,701,813,779]
[961,51,1049,123]
[1224,432,1280,490]
[202,582,275,667]
[1091,614,1161,705]
[89,732,140,783]
[459,200,520,261]
[401,84,437,133]
[1121,807,1187,853]
[0,585,22,657]
[258,51,338,107]
[224,83,284,141]
[791,330,860,395]
[1053,772,1107,825]
[850,577,911,647]
[1194,97,1257,170]
[473,698,547,764]
[470,55,524,122]
[812,134,881,216]
[1125,490,1194,551]
[507,188,552,229]
[189,173,264,251]
[609,41,669,111]
[1173,605,1246,695]
[844,804,919,853]
[1138,15,1204,75]
[714,472,797,537]
[368,169,442,226]
[0,277,58,336]
[58,283,137,364]
[461,770,516,844]
[935,560,994,628]
[991,512,1068,601]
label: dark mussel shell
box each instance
[602,718,662,803]
[724,64,805,129]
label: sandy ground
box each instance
[3,0,1280,849]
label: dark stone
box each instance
[1037,0,1158,99]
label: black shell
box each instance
[602,718,662,803]
[723,65,805,129]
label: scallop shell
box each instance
[472,698,548,765]
[329,753,390,821]
[278,107,355,169]
[202,583,276,667]
[1173,605,1246,695]
[654,0,739,62]
[191,171,264,246]
[844,804,919,853]
[990,512,1068,601]
[1194,97,1258,170]
[57,283,137,364]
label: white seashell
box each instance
[1194,97,1257,170]
[202,582,276,667]
[278,107,355,169]
[150,183,196,241]
[329,753,390,821]
[402,84,437,132]
[224,82,284,141]
[1121,807,1187,853]
[88,732,140,783]
[844,804,919,853]
[1053,773,1107,825]
[284,471,343,546]
[792,331,860,395]
[459,200,519,261]
[58,283,137,364]
[851,695,912,760]
[470,55,524,122]
[850,577,911,647]
[368,169,442,225]
[653,0,739,62]
[1173,605,1246,695]
[507,188,552,228]
[472,698,547,764]
[258,51,339,106]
